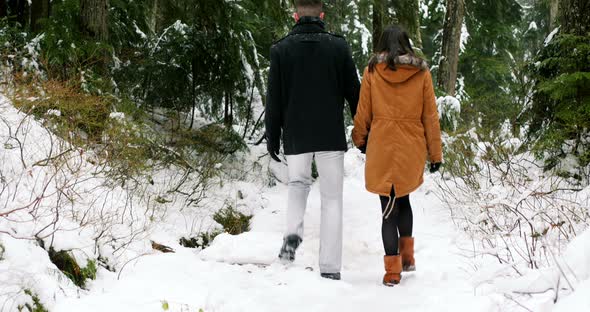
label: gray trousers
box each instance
[285,151,344,273]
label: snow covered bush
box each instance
[553,228,590,311]
[213,204,252,236]
[437,95,461,132]
[436,121,590,308]
[17,289,48,312]
[47,248,97,288]
[0,95,163,307]
[0,21,44,84]
[437,123,589,269]
[0,90,266,309]
[179,230,223,249]
[0,95,154,257]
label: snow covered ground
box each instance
[1,92,589,312]
[53,168,498,312]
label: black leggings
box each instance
[380,190,413,256]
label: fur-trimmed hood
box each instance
[371,53,429,84]
[373,53,429,70]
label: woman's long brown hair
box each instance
[368,25,417,73]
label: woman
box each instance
[352,25,443,286]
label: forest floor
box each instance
[52,166,499,312]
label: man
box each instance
[265,0,360,280]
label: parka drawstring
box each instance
[382,194,397,219]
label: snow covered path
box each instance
[54,156,497,312]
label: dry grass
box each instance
[12,78,111,144]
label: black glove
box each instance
[357,145,367,154]
[429,162,442,173]
[266,138,281,162]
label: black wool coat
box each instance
[265,17,361,155]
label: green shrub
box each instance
[39,0,113,84]
[80,259,97,281]
[0,20,39,80]
[441,132,480,188]
[213,204,252,235]
[100,114,161,180]
[18,290,48,312]
[186,123,247,155]
[11,79,163,180]
[47,248,97,288]
[179,229,223,249]
[13,80,111,143]
[437,96,462,132]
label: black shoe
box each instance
[320,272,341,280]
[278,234,302,264]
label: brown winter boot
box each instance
[383,255,402,286]
[399,237,416,272]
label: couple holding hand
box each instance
[265,0,442,286]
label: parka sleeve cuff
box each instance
[429,154,443,164]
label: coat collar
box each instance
[290,16,326,35]
[375,53,429,70]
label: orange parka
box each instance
[352,55,443,197]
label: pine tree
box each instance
[372,0,423,50]
[392,0,423,49]
[437,0,465,96]
[323,0,372,68]
[549,0,559,29]
[529,0,590,173]
[421,0,446,61]
[458,0,522,131]
[148,0,159,35]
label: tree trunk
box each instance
[242,84,255,139]
[549,0,560,30]
[224,92,230,127]
[437,0,465,96]
[373,0,386,51]
[0,0,7,18]
[190,56,197,130]
[30,0,50,33]
[80,0,109,41]
[15,0,28,27]
[560,0,589,36]
[373,0,397,50]
[392,0,423,49]
[229,94,234,126]
[224,91,234,128]
[149,0,158,34]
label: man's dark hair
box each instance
[294,0,323,16]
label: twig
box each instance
[117,253,151,280]
[504,294,534,312]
